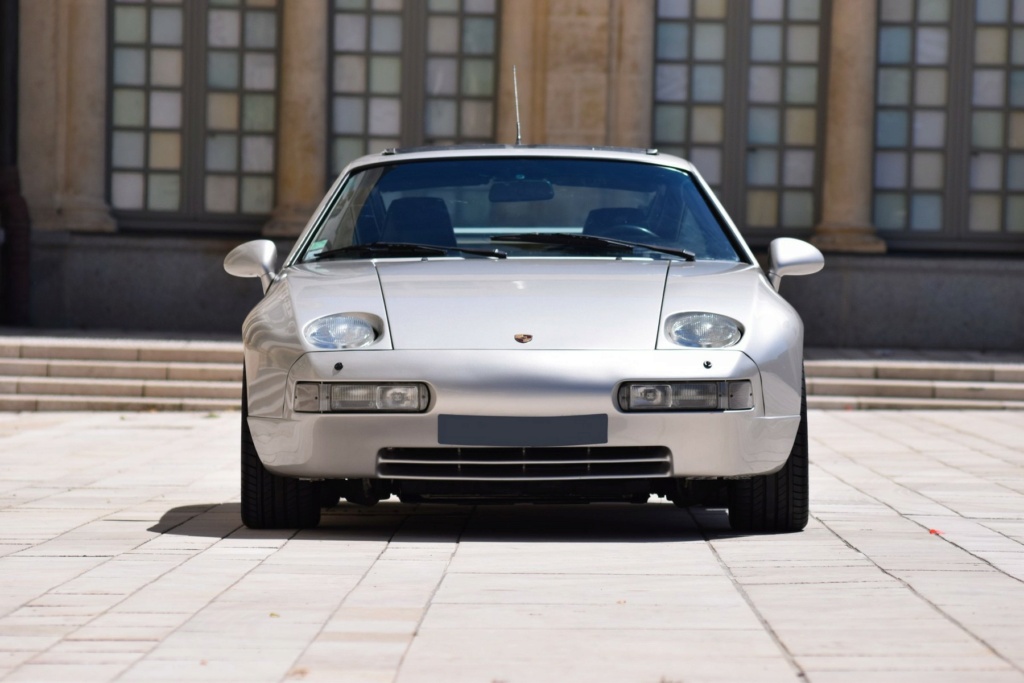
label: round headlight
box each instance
[304,315,377,349]
[665,312,742,348]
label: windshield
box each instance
[297,157,742,262]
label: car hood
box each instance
[283,259,767,352]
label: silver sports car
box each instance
[225,145,824,532]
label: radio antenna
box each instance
[513,65,522,146]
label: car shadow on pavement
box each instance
[148,501,730,543]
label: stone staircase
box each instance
[0,335,1022,411]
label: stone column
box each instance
[812,0,885,252]
[497,0,548,145]
[263,0,328,237]
[20,0,115,232]
[607,0,654,148]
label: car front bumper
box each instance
[246,349,801,481]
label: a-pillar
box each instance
[812,0,886,253]
[263,0,328,237]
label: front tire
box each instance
[727,375,809,533]
[240,374,321,529]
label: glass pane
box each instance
[658,0,691,19]
[1013,29,1024,65]
[371,15,403,53]
[425,99,457,137]
[114,48,146,86]
[209,10,241,47]
[460,100,492,138]
[694,0,727,19]
[1011,70,1024,107]
[691,106,723,142]
[206,134,238,171]
[654,105,687,143]
[747,149,779,185]
[977,0,1009,22]
[749,66,781,103]
[151,7,183,45]
[112,131,145,169]
[462,17,495,55]
[207,93,240,130]
[748,107,780,145]
[917,28,949,64]
[150,49,183,87]
[910,195,943,230]
[1011,112,1024,149]
[746,190,778,227]
[783,149,814,187]
[976,28,1009,65]
[113,89,146,127]
[913,110,945,148]
[751,0,783,20]
[912,151,944,189]
[208,51,240,88]
[111,172,144,210]
[368,97,401,135]
[781,191,814,227]
[785,66,818,104]
[874,192,906,230]
[205,175,237,212]
[971,153,1003,189]
[114,6,147,44]
[148,173,180,210]
[149,91,182,129]
[241,176,274,213]
[244,53,277,90]
[243,94,276,131]
[1006,196,1024,232]
[750,26,782,63]
[464,0,497,13]
[693,23,725,61]
[789,0,820,20]
[974,69,1007,106]
[335,55,367,93]
[149,131,181,169]
[878,27,912,65]
[657,23,689,61]
[1007,153,1024,189]
[875,151,907,189]
[969,195,1002,231]
[373,0,402,9]
[877,110,908,147]
[690,147,721,183]
[972,111,1005,148]
[914,69,947,106]
[656,64,688,102]
[242,135,274,172]
[918,0,950,22]
[333,96,365,134]
[428,16,459,54]
[879,0,913,22]
[337,0,369,11]
[429,0,458,9]
[245,11,277,49]
[426,58,457,96]
[785,108,816,145]
[369,56,401,94]
[333,137,366,174]
[692,65,723,102]
[335,14,367,52]
[878,68,911,106]
[786,26,819,63]
[461,58,494,96]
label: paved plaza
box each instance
[0,409,1022,682]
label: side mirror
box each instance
[768,237,824,291]
[224,239,278,294]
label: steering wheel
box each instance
[598,224,660,241]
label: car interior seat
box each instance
[380,197,457,247]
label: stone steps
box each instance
[0,335,1022,411]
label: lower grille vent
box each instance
[377,446,671,481]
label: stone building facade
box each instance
[2,0,1022,349]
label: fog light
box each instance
[629,384,672,410]
[295,382,429,413]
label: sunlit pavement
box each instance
[0,410,1022,682]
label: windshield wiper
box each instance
[490,232,695,261]
[311,242,506,261]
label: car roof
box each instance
[340,144,700,176]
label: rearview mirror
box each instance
[224,239,278,294]
[768,238,824,291]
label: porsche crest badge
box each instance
[514,334,533,344]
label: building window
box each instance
[330,0,500,176]
[108,0,281,227]
[652,0,829,237]
[874,0,1024,248]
